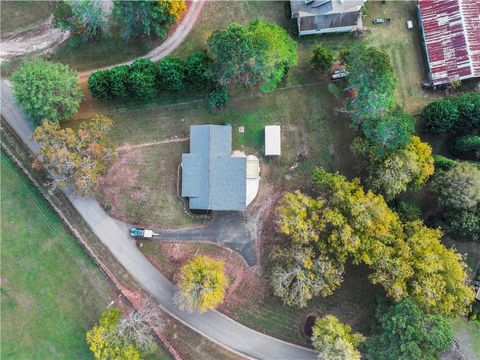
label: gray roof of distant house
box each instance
[299,11,360,31]
[182,125,247,211]
[291,0,364,17]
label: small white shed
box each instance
[265,125,281,156]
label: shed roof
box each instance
[265,125,281,156]
[182,125,247,211]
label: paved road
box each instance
[154,211,257,266]
[1,80,316,359]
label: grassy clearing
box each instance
[0,152,115,359]
[450,318,480,359]
[0,1,56,37]
[74,80,356,228]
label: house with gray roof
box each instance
[181,125,260,211]
[291,0,365,36]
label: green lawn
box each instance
[0,1,56,37]
[450,318,480,359]
[0,153,170,359]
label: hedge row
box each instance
[421,92,480,134]
[88,53,216,101]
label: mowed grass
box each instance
[450,318,480,359]
[73,80,356,228]
[0,153,117,358]
[0,1,56,37]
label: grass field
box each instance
[0,1,56,37]
[0,152,171,359]
[450,318,480,359]
[0,152,116,358]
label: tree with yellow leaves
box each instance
[32,115,115,196]
[174,255,227,313]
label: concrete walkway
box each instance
[1,80,316,360]
[154,211,257,266]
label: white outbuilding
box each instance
[265,125,281,156]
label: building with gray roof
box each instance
[182,125,259,211]
[291,0,365,36]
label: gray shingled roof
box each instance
[182,125,247,211]
[299,11,360,31]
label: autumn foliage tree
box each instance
[311,315,364,360]
[86,308,141,360]
[271,168,475,315]
[174,255,227,313]
[32,115,115,196]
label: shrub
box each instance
[109,65,131,97]
[433,155,456,171]
[128,58,157,100]
[208,87,229,110]
[395,200,422,222]
[310,45,334,72]
[184,51,216,90]
[422,93,480,133]
[88,70,112,100]
[445,210,480,242]
[453,135,480,160]
[157,56,186,91]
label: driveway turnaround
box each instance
[154,211,257,266]
[1,80,317,360]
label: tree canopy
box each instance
[12,59,83,124]
[174,255,227,313]
[431,162,480,211]
[86,308,141,360]
[53,0,107,41]
[270,168,475,315]
[207,19,297,92]
[32,115,116,195]
[361,105,415,157]
[365,136,434,200]
[345,44,397,123]
[365,299,453,360]
[311,315,364,360]
[112,0,185,40]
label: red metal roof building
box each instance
[418,0,480,86]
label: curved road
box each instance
[1,84,315,360]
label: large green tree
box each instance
[157,56,185,91]
[53,0,107,41]
[361,105,415,157]
[365,299,453,360]
[12,59,83,124]
[112,0,185,40]
[431,162,480,211]
[311,315,364,360]
[207,19,297,92]
[310,44,334,72]
[345,44,397,124]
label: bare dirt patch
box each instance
[99,149,144,223]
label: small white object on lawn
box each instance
[407,20,413,29]
[265,125,281,156]
[239,126,245,133]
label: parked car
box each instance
[332,70,350,80]
[372,18,391,24]
[129,227,157,238]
